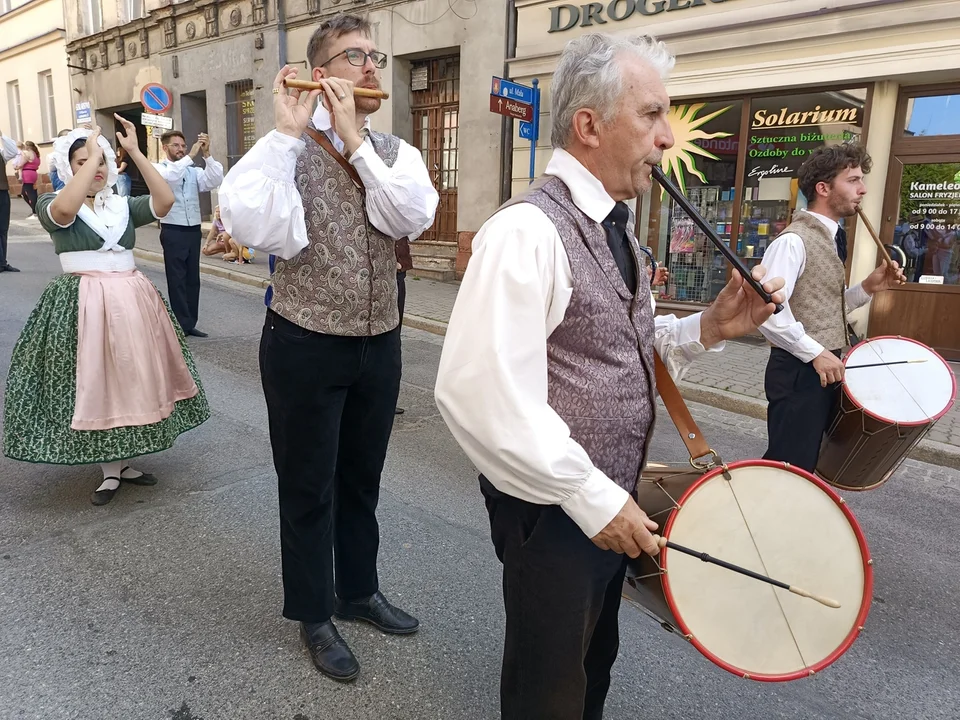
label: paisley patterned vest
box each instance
[505,176,657,493]
[269,124,402,336]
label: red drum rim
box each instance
[659,459,874,682]
[843,335,957,427]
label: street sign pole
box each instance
[529,78,540,184]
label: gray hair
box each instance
[550,34,675,149]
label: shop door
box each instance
[870,153,960,359]
[411,56,459,243]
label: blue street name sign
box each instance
[491,76,535,106]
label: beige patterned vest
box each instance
[782,211,849,352]
[269,124,401,336]
[504,176,656,493]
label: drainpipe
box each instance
[499,0,517,204]
[277,0,288,66]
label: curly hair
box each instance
[798,142,872,202]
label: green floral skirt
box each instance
[3,274,210,465]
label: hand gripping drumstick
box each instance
[653,536,841,609]
[856,206,907,285]
[282,78,390,100]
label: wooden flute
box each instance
[282,78,390,100]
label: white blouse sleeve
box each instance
[218,131,308,260]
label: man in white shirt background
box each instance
[219,14,438,683]
[0,128,20,273]
[435,33,785,720]
[154,130,224,337]
[759,143,904,471]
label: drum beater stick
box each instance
[653,536,841,609]
[846,359,927,370]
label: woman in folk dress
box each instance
[3,117,210,505]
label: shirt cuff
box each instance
[795,336,826,363]
[349,140,390,188]
[845,282,872,310]
[262,130,305,183]
[45,203,74,229]
[559,468,629,538]
[680,312,725,353]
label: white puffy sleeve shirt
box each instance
[435,200,720,539]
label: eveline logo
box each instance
[752,106,859,129]
[549,0,730,32]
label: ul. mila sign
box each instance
[549,0,730,32]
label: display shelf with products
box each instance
[664,185,736,304]
[736,199,792,263]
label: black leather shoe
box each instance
[394,407,405,415]
[186,328,208,338]
[91,478,121,506]
[335,591,419,635]
[120,467,158,486]
[299,621,360,682]
[2,264,19,273]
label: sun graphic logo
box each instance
[659,103,736,198]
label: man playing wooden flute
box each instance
[219,13,438,682]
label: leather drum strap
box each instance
[305,127,364,193]
[654,352,713,462]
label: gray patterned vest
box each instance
[269,124,402,336]
[0,164,8,191]
[780,211,849,351]
[504,176,657,493]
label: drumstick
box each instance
[846,359,928,370]
[653,536,841,609]
[856,207,906,285]
[282,78,390,99]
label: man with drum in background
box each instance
[435,33,785,720]
[759,143,905,472]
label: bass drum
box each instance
[817,336,956,491]
[624,460,873,682]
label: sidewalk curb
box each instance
[676,383,960,471]
[133,248,271,290]
[403,314,448,336]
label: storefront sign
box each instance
[548,0,730,32]
[752,106,859,129]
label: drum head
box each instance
[662,461,872,681]
[844,336,955,425]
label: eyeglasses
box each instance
[320,48,388,69]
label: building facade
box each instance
[64,0,507,279]
[1,0,76,191]
[503,0,960,358]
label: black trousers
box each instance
[480,476,627,720]
[397,270,407,320]
[160,224,202,332]
[21,183,37,214]
[260,309,402,622]
[763,347,841,472]
[0,191,10,266]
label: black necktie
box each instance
[835,226,848,263]
[602,202,637,294]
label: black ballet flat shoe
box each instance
[120,467,158,486]
[394,407,405,415]
[91,478,121,506]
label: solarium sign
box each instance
[548,0,731,32]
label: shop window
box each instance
[225,80,255,169]
[889,161,960,285]
[739,89,866,269]
[643,100,743,303]
[903,94,960,138]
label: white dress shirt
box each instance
[153,154,224,192]
[1,134,18,164]
[218,105,439,259]
[435,148,723,539]
[758,210,872,363]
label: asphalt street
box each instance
[1,224,958,720]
